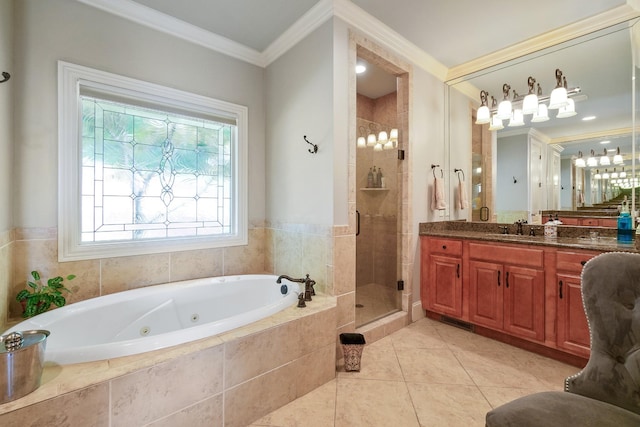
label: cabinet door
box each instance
[503,265,545,342]
[556,273,590,358]
[469,260,503,330]
[428,255,462,317]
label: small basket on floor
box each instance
[340,333,366,371]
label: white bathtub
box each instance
[6,274,301,365]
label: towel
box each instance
[431,176,447,211]
[457,175,468,210]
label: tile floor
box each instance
[251,317,582,427]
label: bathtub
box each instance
[6,274,301,365]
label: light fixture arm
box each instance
[502,83,511,100]
[527,76,536,94]
[555,69,564,88]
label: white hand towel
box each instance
[432,177,447,211]
[458,175,468,210]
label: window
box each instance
[58,62,247,261]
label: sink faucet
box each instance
[515,219,527,235]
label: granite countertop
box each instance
[419,221,638,253]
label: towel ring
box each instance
[454,168,465,181]
[431,164,442,179]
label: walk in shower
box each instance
[355,58,402,327]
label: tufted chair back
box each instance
[566,251,640,414]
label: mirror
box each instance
[448,19,640,224]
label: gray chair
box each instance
[486,251,640,427]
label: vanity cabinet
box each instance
[468,242,545,342]
[420,237,463,318]
[555,250,598,358]
[420,235,603,361]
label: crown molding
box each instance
[447,4,640,82]
[260,0,334,67]
[332,0,448,81]
[76,0,263,66]
[550,127,632,145]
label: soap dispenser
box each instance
[618,197,633,243]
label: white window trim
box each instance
[58,61,248,261]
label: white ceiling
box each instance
[127,0,626,69]
[102,0,638,161]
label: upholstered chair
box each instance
[486,251,640,426]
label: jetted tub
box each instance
[6,274,301,365]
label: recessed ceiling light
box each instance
[582,116,596,121]
[355,64,366,74]
[600,140,611,144]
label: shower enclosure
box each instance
[355,72,401,327]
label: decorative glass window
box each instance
[58,62,247,261]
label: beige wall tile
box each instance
[294,343,336,397]
[336,291,355,328]
[333,235,355,295]
[297,307,336,356]
[224,320,299,388]
[224,363,297,427]
[224,228,266,275]
[0,384,109,427]
[110,345,223,426]
[169,248,223,282]
[147,394,223,427]
[101,253,171,295]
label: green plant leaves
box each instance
[17,270,76,318]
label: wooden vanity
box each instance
[419,221,637,366]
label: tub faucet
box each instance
[276,274,316,302]
[304,275,316,302]
[276,274,306,284]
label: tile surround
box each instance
[0,294,337,426]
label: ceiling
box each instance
[115,0,637,161]
[127,0,626,69]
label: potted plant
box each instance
[16,270,76,318]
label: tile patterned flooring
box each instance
[251,317,581,427]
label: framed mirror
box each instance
[447,18,640,224]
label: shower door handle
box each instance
[356,210,360,236]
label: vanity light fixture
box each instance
[357,126,367,149]
[522,77,539,115]
[508,109,525,127]
[613,147,624,165]
[531,103,549,122]
[548,69,569,109]
[602,170,610,180]
[488,114,504,131]
[611,168,619,179]
[587,149,598,167]
[497,84,512,120]
[600,148,610,166]
[373,142,383,152]
[475,90,491,124]
[556,98,576,118]
[620,167,627,178]
[574,151,586,168]
[594,169,602,180]
[378,130,388,144]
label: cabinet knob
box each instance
[442,245,447,250]
[580,260,587,266]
